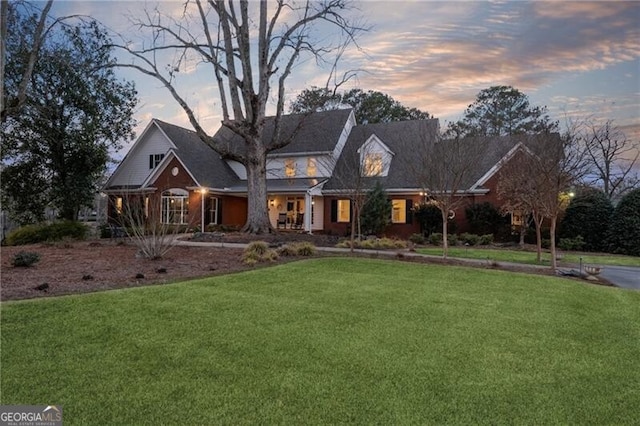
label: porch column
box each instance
[305,191,313,234]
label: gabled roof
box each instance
[324,119,439,191]
[324,119,547,193]
[153,120,239,189]
[212,108,355,157]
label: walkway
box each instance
[175,237,639,290]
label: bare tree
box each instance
[406,125,483,258]
[499,131,588,270]
[581,118,639,199]
[535,130,588,270]
[110,191,196,259]
[497,144,547,259]
[110,0,365,234]
[321,138,379,252]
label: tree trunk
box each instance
[242,143,271,234]
[534,215,542,263]
[549,216,558,271]
[519,223,526,247]
[442,210,449,259]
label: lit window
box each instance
[161,188,189,224]
[285,159,296,177]
[115,197,123,214]
[511,210,522,226]
[338,199,350,222]
[307,158,317,176]
[149,153,165,169]
[392,200,406,223]
[363,153,383,176]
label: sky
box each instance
[47,0,640,160]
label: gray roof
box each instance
[324,119,540,192]
[155,120,240,189]
[212,108,354,157]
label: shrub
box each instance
[413,203,442,236]
[242,241,278,264]
[334,238,406,250]
[5,221,88,246]
[478,234,494,245]
[12,251,41,267]
[460,233,480,246]
[277,242,317,257]
[559,189,613,252]
[447,233,458,246]
[277,244,299,257]
[409,233,425,245]
[428,233,443,245]
[293,241,316,256]
[558,236,585,251]
[606,188,640,256]
[465,202,508,236]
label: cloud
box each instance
[328,1,640,121]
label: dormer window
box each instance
[149,153,164,169]
[285,159,296,177]
[307,158,317,177]
[358,134,394,177]
[363,153,383,176]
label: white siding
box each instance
[311,197,324,231]
[108,125,173,187]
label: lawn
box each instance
[2,258,639,424]
[416,246,640,267]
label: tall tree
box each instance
[111,1,365,234]
[290,87,430,124]
[445,85,557,138]
[581,118,639,199]
[1,0,54,122]
[1,17,137,223]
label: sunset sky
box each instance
[49,0,640,157]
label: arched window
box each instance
[161,189,189,224]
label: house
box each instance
[103,108,537,238]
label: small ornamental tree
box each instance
[559,188,613,252]
[606,188,640,256]
[360,181,391,235]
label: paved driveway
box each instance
[599,266,640,290]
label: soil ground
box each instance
[1,232,603,302]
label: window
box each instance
[307,158,317,176]
[161,188,189,224]
[511,210,523,226]
[115,197,123,214]
[392,199,406,223]
[149,153,165,169]
[337,199,350,222]
[208,197,219,225]
[363,153,383,176]
[285,159,296,177]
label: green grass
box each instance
[2,258,639,424]
[417,246,640,267]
